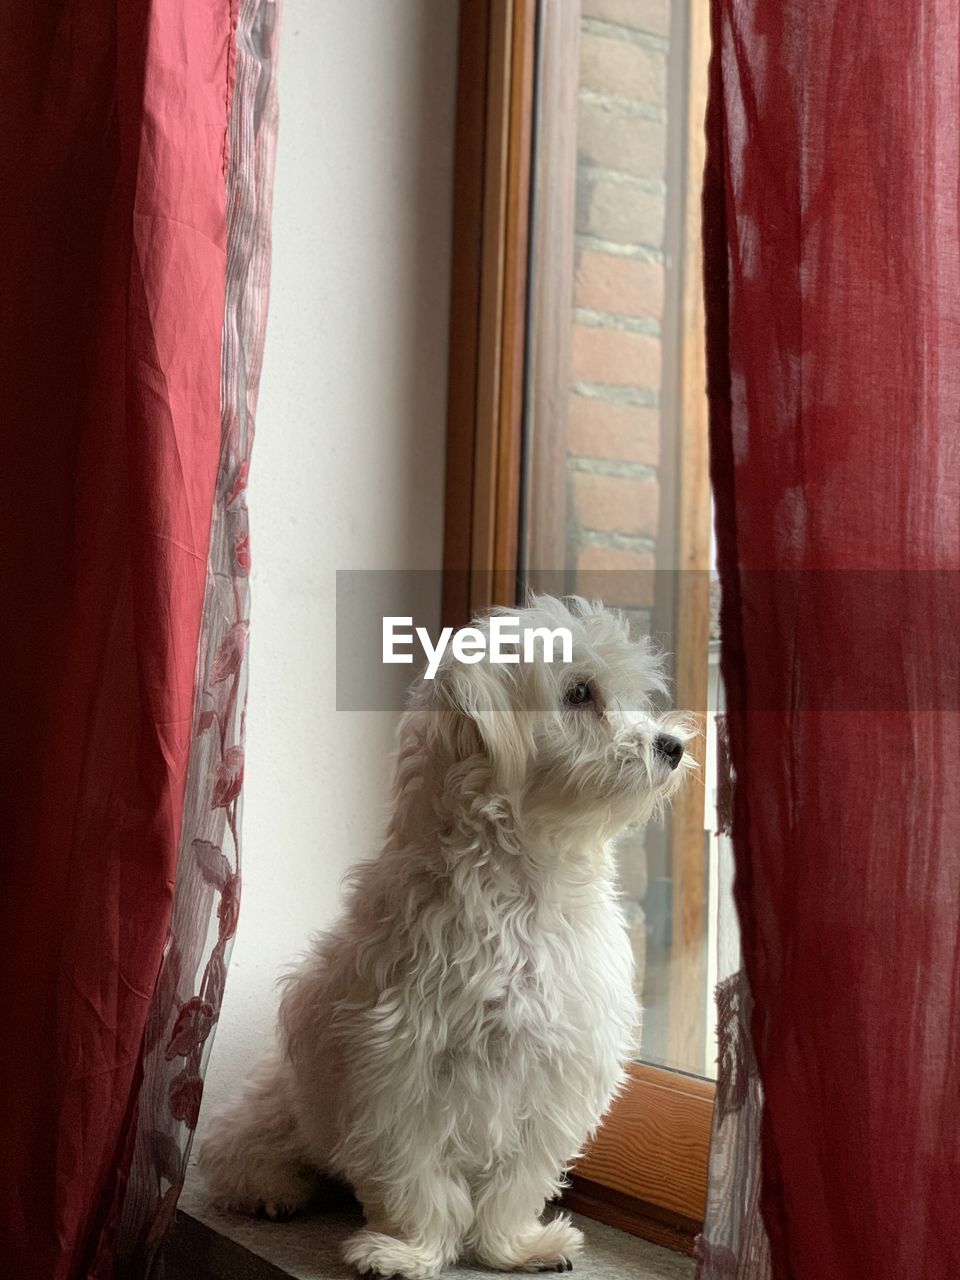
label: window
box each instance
[442,0,716,1253]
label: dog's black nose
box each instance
[654,733,684,770]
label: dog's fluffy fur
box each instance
[200,596,693,1278]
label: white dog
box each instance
[200,596,693,1278]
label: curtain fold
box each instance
[700,1,960,1278]
[117,1,280,1270]
[0,3,277,1277]
[695,714,771,1280]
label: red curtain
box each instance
[0,4,238,1276]
[704,1,960,1278]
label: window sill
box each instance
[165,1163,696,1280]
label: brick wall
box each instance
[569,0,671,636]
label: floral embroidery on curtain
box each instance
[116,0,281,1267]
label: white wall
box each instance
[202,0,459,1124]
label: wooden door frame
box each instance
[441,0,715,1256]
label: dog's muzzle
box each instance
[654,733,684,770]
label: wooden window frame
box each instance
[442,0,536,626]
[442,0,714,1257]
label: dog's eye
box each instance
[564,681,592,707]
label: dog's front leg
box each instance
[467,1155,584,1273]
[341,1168,472,1280]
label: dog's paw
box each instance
[476,1216,584,1273]
[522,1254,575,1274]
[210,1190,305,1221]
[207,1167,315,1223]
[343,1228,445,1280]
[254,1198,304,1222]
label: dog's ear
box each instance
[429,657,533,793]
